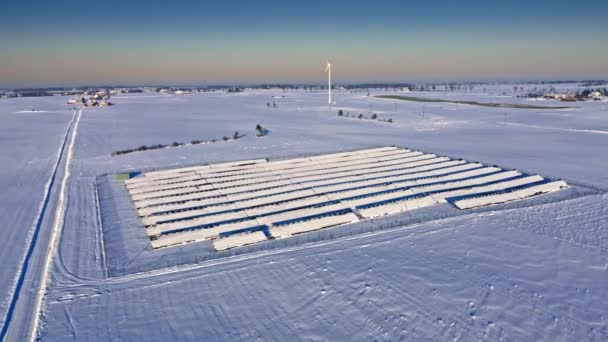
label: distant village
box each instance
[0,86,244,102]
[67,90,114,107]
[538,90,606,102]
[1,82,607,103]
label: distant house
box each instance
[543,93,561,99]
[543,93,575,101]
[590,91,602,98]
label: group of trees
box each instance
[111,131,241,156]
[266,102,277,108]
[580,88,608,97]
[112,144,167,156]
[513,86,526,93]
[337,109,393,123]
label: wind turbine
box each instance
[325,60,332,107]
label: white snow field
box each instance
[0,88,607,341]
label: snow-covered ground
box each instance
[0,97,73,338]
[1,88,607,341]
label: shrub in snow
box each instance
[338,109,343,116]
[223,136,229,141]
[112,149,132,156]
[233,131,239,140]
[191,140,202,144]
[371,113,378,120]
[358,114,364,119]
[256,124,265,137]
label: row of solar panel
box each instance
[125,147,567,250]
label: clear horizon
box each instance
[1,0,607,88]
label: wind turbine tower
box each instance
[325,61,332,107]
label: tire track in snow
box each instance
[94,180,109,279]
[0,108,79,340]
[51,177,106,285]
[51,222,461,304]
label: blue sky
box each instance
[1,0,607,87]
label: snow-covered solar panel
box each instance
[148,211,254,237]
[430,175,545,201]
[218,179,294,195]
[243,196,335,217]
[225,184,306,202]
[269,212,360,238]
[280,153,436,179]
[514,180,567,198]
[123,147,568,250]
[358,196,438,218]
[213,230,269,251]
[134,190,224,209]
[127,173,202,189]
[255,203,349,226]
[151,220,266,249]
[145,158,268,177]
[449,180,568,209]
[142,203,240,226]
[131,184,216,201]
[235,189,319,208]
[128,178,212,194]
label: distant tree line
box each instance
[112,130,241,156]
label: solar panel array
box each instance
[125,147,567,250]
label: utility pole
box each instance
[325,61,332,112]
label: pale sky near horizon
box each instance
[1,0,607,87]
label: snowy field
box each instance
[0,88,607,341]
